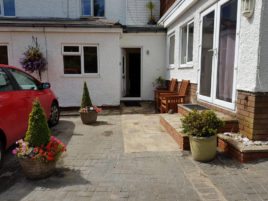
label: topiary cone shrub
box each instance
[25,99,51,147]
[81,82,93,109]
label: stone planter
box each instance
[80,110,97,124]
[19,158,56,179]
[189,135,217,162]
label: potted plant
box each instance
[153,76,166,89]
[146,1,156,25]
[79,82,102,124]
[182,110,224,162]
[20,37,47,81]
[12,100,66,179]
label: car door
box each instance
[0,68,30,147]
[7,68,51,119]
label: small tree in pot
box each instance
[80,82,102,124]
[182,110,224,162]
[13,100,66,179]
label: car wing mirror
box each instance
[39,82,51,90]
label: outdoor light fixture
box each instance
[241,0,255,18]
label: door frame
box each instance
[197,0,240,111]
[120,47,143,101]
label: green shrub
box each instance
[25,100,51,147]
[181,110,224,137]
[81,82,93,108]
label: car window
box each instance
[9,69,38,90]
[0,69,14,92]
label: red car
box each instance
[0,65,60,165]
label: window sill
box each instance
[0,16,16,18]
[80,16,105,19]
[167,65,176,70]
[179,64,193,69]
[61,74,100,78]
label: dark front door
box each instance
[128,52,141,97]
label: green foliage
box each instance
[146,1,155,11]
[146,1,156,24]
[25,100,51,147]
[153,76,165,88]
[182,110,224,137]
[81,82,93,108]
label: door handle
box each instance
[208,48,217,55]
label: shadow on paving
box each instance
[0,119,87,197]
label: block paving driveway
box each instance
[1,104,268,201]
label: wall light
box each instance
[241,0,255,18]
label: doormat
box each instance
[123,101,141,107]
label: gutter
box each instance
[158,0,198,27]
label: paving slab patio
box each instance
[0,103,268,201]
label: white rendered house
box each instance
[159,0,268,140]
[0,0,166,107]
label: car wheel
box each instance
[0,140,4,168]
[48,102,60,127]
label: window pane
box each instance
[216,0,237,103]
[169,35,175,65]
[200,11,215,97]
[84,46,98,73]
[0,46,8,64]
[187,23,194,62]
[181,26,187,64]
[0,69,13,92]
[94,0,104,16]
[64,56,81,74]
[3,0,15,16]
[63,46,79,53]
[9,69,38,90]
[82,0,91,16]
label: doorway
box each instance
[121,48,141,99]
[198,0,238,110]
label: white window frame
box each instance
[179,20,194,68]
[0,0,3,16]
[62,44,99,77]
[81,0,105,17]
[167,32,176,69]
[0,0,16,17]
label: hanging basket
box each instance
[80,110,97,124]
[18,158,56,180]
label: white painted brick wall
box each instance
[126,0,160,25]
[14,0,158,25]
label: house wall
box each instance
[0,27,122,107]
[126,0,160,25]
[15,0,126,23]
[164,0,263,93]
[14,0,159,26]
[162,0,267,140]
[120,33,166,100]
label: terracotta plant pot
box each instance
[189,135,217,162]
[19,158,56,179]
[80,110,97,124]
